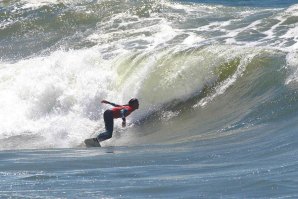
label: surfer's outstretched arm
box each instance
[120,109,128,127]
[101,100,121,107]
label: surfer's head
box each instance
[129,98,139,109]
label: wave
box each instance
[0,0,298,150]
[128,46,298,145]
[1,43,297,149]
[2,1,298,60]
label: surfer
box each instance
[95,98,139,143]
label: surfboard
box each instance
[84,138,101,147]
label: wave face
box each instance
[0,0,298,150]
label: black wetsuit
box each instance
[97,110,113,141]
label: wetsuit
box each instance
[97,105,134,142]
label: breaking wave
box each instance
[0,0,298,150]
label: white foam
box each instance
[182,34,204,46]
[20,0,60,9]
[160,111,180,122]
[285,4,298,16]
[87,13,178,52]
[20,0,78,9]
[0,48,118,148]
[285,52,298,85]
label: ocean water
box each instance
[1,0,298,198]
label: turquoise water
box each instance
[1,0,298,198]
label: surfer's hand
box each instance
[101,100,108,104]
[122,121,126,127]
